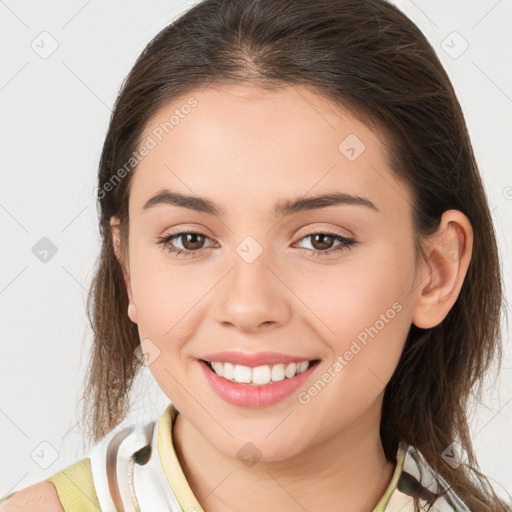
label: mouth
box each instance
[197,357,322,408]
[200,358,321,386]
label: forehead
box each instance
[129,83,409,219]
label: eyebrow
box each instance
[142,189,379,217]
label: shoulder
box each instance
[0,408,170,512]
[0,481,63,512]
[0,457,98,512]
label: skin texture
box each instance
[110,83,473,512]
[0,482,63,511]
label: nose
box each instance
[213,247,292,333]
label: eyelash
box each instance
[156,229,357,259]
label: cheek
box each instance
[292,269,411,435]
[296,241,412,335]
[131,261,200,400]
[128,248,217,397]
[130,240,210,330]
[294,241,413,389]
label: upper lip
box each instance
[200,351,319,367]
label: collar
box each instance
[89,402,469,511]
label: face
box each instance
[115,83,422,462]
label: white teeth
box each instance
[252,365,272,385]
[223,362,235,380]
[233,364,252,383]
[271,364,285,382]
[211,361,224,377]
[298,361,309,373]
[284,363,297,378]
[207,360,313,385]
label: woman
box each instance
[1,0,509,510]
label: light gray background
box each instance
[1,0,511,503]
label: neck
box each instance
[172,402,396,512]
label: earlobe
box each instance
[110,216,138,324]
[127,302,137,324]
[411,210,473,329]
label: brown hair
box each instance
[81,0,510,509]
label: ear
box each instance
[110,216,138,324]
[411,209,473,329]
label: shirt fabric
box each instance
[0,402,471,511]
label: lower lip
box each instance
[198,359,320,408]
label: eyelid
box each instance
[160,224,217,238]
[293,224,355,240]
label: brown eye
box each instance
[157,231,214,257]
[179,233,207,250]
[295,232,357,258]
[309,233,336,251]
